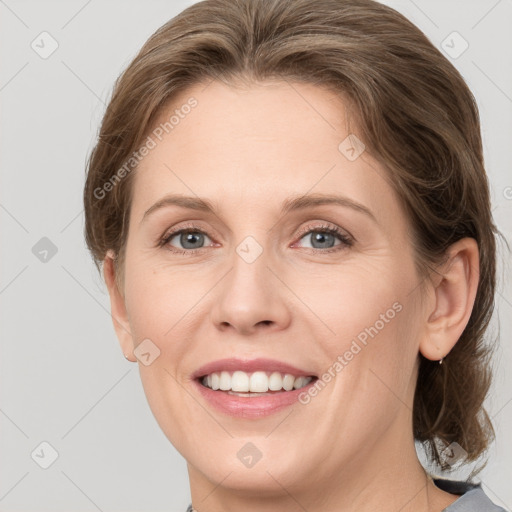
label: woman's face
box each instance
[115,80,428,496]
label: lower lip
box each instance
[193,378,317,418]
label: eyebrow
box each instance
[141,192,377,224]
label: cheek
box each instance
[124,261,200,341]
[122,264,203,454]
[299,260,404,337]
[300,256,419,382]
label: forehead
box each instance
[147,79,351,163]
[131,79,401,227]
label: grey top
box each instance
[435,478,507,511]
[185,479,507,511]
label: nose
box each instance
[210,244,292,336]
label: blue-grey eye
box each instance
[300,230,340,249]
[168,230,212,250]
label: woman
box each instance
[83,0,506,510]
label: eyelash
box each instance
[158,222,353,255]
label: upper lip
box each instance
[192,358,317,380]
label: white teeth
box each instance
[231,371,249,392]
[283,374,295,391]
[293,376,309,389]
[211,372,220,390]
[249,371,268,392]
[268,371,283,391]
[219,371,231,391]
[200,370,313,392]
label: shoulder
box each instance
[434,478,507,512]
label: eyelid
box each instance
[293,221,352,243]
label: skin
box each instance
[103,79,480,512]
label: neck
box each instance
[187,411,459,512]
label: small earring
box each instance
[439,358,444,365]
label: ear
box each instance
[103,251,137,362]
[419,238,480,361]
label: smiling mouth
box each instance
[198,370,317,396]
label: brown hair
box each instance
[84,0,501,472]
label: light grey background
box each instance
[0,0,511,511]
